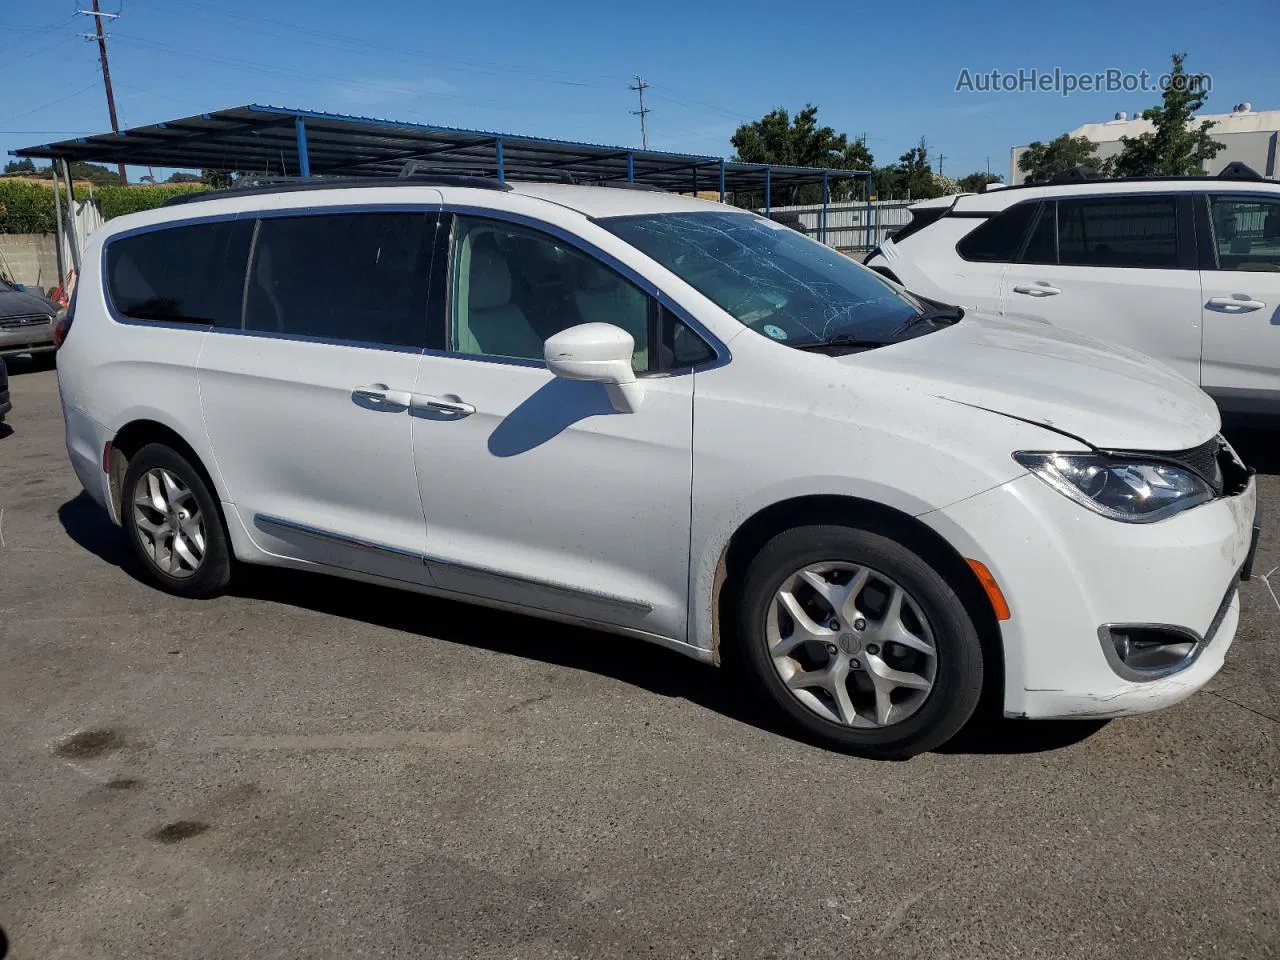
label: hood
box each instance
[0,289,56,318]
[842,312,1219,451]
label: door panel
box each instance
[1200,194,1280,410]
[999,195,1203,384]
[411,358,693,638]
[197,204,441,583]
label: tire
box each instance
[121,443,232,598]
[735,524,983,759]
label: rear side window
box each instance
[955,203,1037,262]
[1020,204,1057,264]
[106,219,252,326]
[1057,196,1179,268]
[244,212,436,349]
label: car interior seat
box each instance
[454,232,544,360]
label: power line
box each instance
[630,75,650,149]
[78,0,128,185]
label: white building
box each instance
[1010,102,1279,184]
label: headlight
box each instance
[1014,451,1214,522]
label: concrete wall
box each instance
[0,234,59,292]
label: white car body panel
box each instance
[57,180,1256,726]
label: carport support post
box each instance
[627,152,635,183]
[51,161,67,286]
[294,117,311,178]
[495,138,505,184]
[764,167,772,218]
[60,159,81,274]
[865,174,873,250]
[820,172,829,245]
[718,159,726,203]
[692,167,698,196]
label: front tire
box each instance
[736,524,983,759]
[122,443,232,598]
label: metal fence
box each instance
[762,199,917,253]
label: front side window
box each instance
[600,211,924,347]
[244,212,436,348]
[106,219,252,326]
[1056,196,1179,269]
[1209,195,1280,271]
[450,216,654,370]
[955,203,1037,263]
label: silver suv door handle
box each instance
[420,395,476,416]
[1206,295,1266,312]
[352,384,414,408]
[1012,283,1062,297]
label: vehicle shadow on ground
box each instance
[57,490,1106,759]
[0,422,13,440]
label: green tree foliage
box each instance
[0,180,210,233]
[956,171,1003,193]
[873,138,948,200]
[1111,53,1224,177]
[731,105,873,205]
[1017,134,1103,182]
[2,158,38,176]
[96,184,210,220]
[166,171,204,183]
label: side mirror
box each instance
[12,283,25,292]
[544,322,643,413]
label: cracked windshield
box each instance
[602,211,928,347]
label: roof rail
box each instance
[1218,161,1263,181]
[161,173,511,207]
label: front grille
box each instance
[0,313,52,330]
[1163,436,1225,494]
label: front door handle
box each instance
[352,383,414,408]
[1206,295,1266,312]
[1012,283,1062,297]
[420,395,476,416]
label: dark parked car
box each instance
[0,278,58,359]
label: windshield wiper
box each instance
[888,304,964,339]
[792,333,891,353]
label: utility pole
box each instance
[79,0,127,185]
[629,75,650,150]
[936,153,946,176]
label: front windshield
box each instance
[0,278,13,293]
[600,211,923,346]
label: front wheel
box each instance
[736,524,984,759]
[122,443,232,598]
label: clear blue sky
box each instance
[2,0,1276,183]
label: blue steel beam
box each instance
[719,159,726,202]
[765,166,772,217]
[495,138,505,183]
[295,117,310,178]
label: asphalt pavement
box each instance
[1,362,1277,959]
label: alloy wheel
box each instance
[131,467,206,579]
[765,561,937,728]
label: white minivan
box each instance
[57,176,1258,758]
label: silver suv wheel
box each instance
[131,467,206,579]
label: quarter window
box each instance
[243,212,436,348]
[1209,196,1280,271]
[450,216,654,371]
[1056,197,1179,269]
[955,203,1037,262]
[106,219,252,326]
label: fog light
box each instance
[1106,626,1197,673]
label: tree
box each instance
[166,171,204,183]
[1111,53,1223,177]
[1017,134,1102,182]
[3,158,37,176]
[201,169,235,188]
[872,138,947,200]
[957,171,1003,193]
[731,105,873,205]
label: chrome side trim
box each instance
[254,513,422,561]
[424,553,654,613]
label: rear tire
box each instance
[735,524,983,759]
[122,443,232,598]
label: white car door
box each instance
[999,194,1204,385]
[198,204,442,584]
[1200,192,1280,411]
[409,213,705,642]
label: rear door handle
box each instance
[352,383,414,408]
[1206,295,1266,312]
[1012,283,1062,297]
[419,395,476,416]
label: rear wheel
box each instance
[122,443,232,597]
[736,524,984,758]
